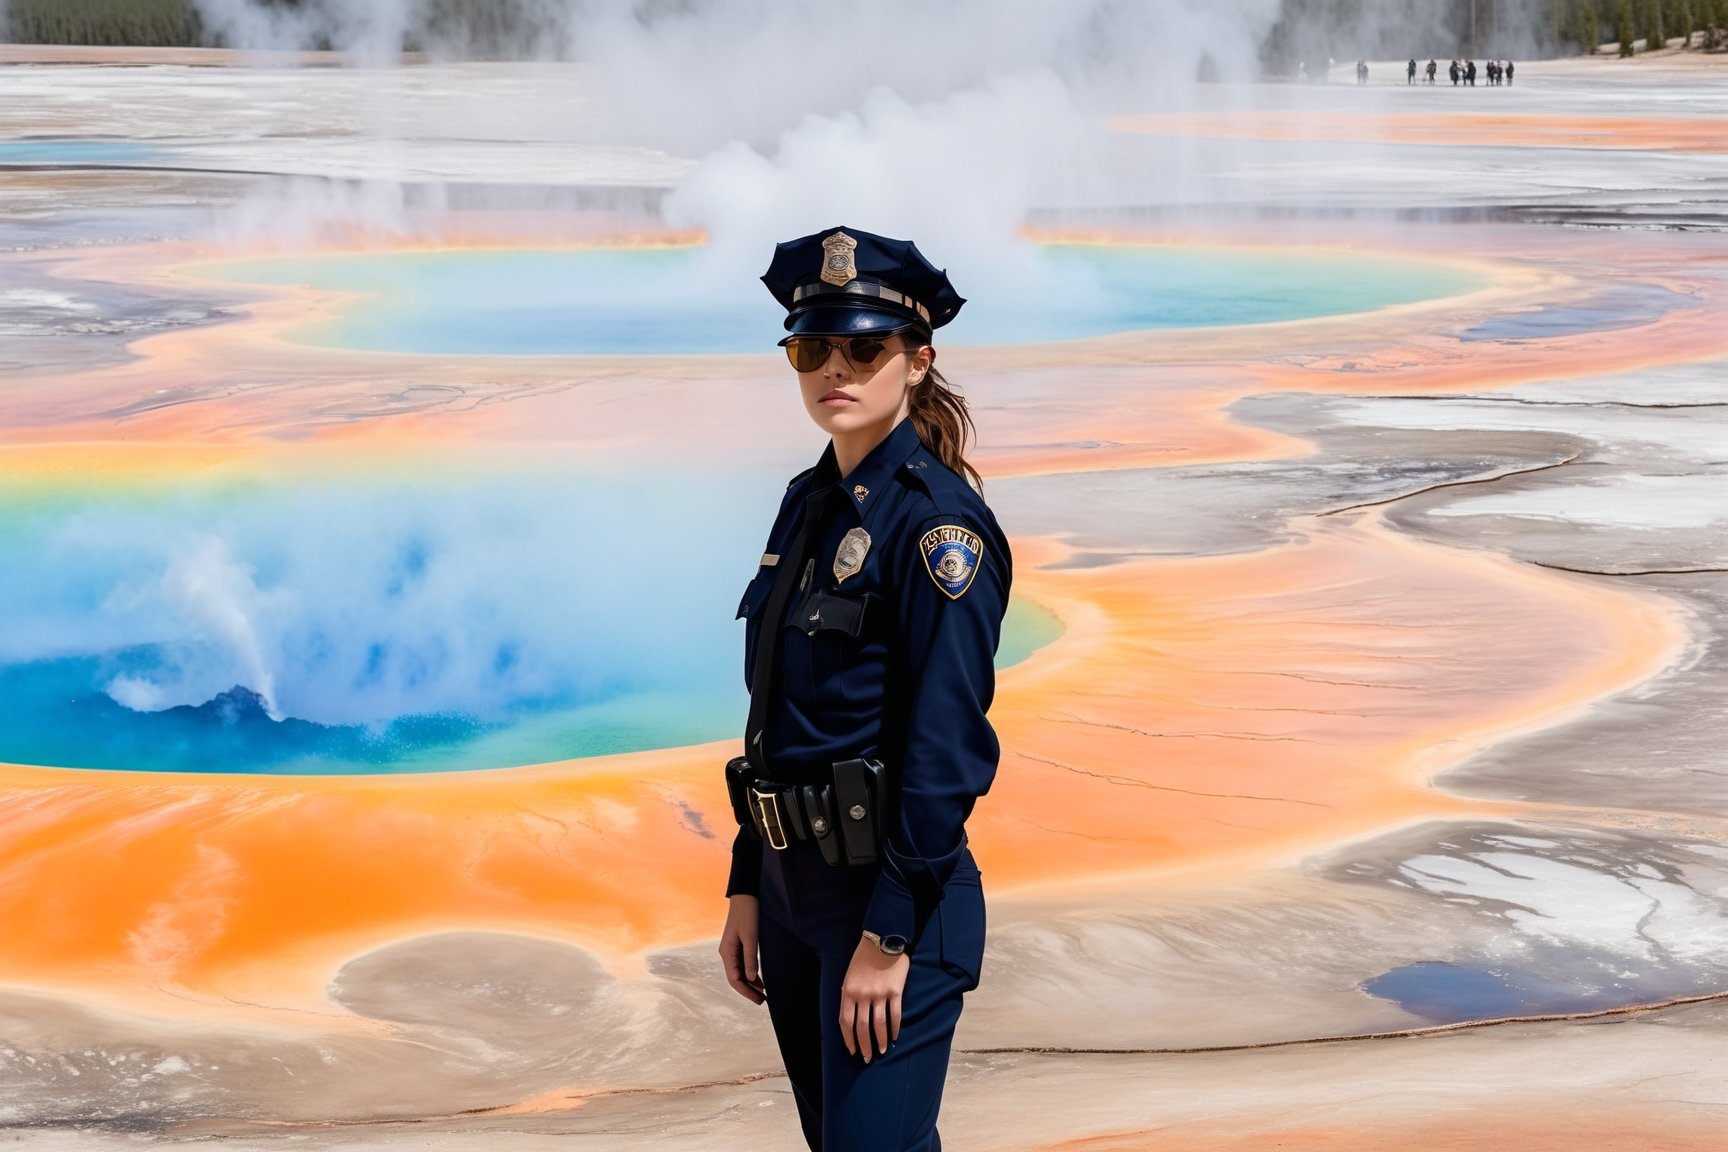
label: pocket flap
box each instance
[795,589,872,636]
[736,574,773,620]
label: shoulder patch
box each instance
[920,524,984,600]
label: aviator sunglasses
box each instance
[782,333,915,374]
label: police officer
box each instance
[717,226,1009,1151]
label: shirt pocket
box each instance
[788,584,888,708]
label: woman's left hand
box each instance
[839,935,911,1063]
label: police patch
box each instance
[920,525,983,600]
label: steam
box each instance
[664,72,1113,295]
[106,537,282,718]
[0,472,773,726]
[192,0,1290,294]
[184,1,1570,88]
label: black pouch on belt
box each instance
[799,783,843,867]
[830,757,887,867]
[724,755,758,829]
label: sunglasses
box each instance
[782,334,911,374]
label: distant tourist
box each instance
[1505,60,1515,84]
[1357,60,1369,84]
[1426,58,1438,84]
[1465,59,1477,85]
[1487,60,1500,85]
[1449,60,1460,85]
[1407,58,1417,84]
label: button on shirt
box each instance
[729,417,1012,947]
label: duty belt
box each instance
[725,755,887,868]
[747,780,833,850]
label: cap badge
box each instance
[833,526,871,584]
[821,231,858,287]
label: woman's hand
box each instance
[719,894,766,1004]
[840,935,911,1063]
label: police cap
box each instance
[762,226,965,338]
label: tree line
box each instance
[1,0,558,54]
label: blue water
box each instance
[1363,961,1632,1024]
[0,476,1060,776]
[201,245,1484,356]
[1462,283,1696,341]
[0,140,167,166]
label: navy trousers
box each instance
[758,841,985,1152]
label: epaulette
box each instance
[900,445,983,518]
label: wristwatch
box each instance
[861,929,908,956]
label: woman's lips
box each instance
[819,390,855,405]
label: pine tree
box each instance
[1644,0,1667,46]
[1666,0,1693,43]
[1617,0,1638,50]
[1580,0,1602,48]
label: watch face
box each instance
[881,934,909,955]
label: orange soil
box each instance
[0,517,1680,1021]
[1112,110,1728,153]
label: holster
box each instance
[724,756,758,829]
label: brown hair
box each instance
[901,326,981,489]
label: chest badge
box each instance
[920,524,984,600]
[821,231,858,287]
[833,526,871,585]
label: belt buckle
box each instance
[751,786,789,850]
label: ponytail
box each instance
[903,328,981,489]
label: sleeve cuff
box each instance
[861,866,920,946]
[725,826,762,898]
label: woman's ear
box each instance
[910,344,934,382]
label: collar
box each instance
[801,417,925,520]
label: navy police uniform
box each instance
[729,228,1011,1151]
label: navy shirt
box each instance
[727,416,1011,945]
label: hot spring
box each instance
[194,242,1485,356]
[0,467,1062,776]
[2,238,1481,776]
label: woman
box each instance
[717,226,1010,1151]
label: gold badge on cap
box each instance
[821,231,858,287]
[833,526,871,584]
